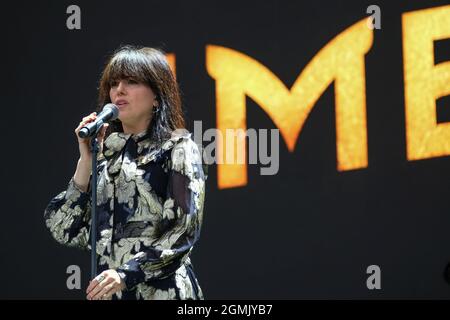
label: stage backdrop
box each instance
[2,0,450,299]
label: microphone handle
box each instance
[78,119,105,138]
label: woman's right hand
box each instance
[75,112,109,161]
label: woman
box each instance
[44,46,207,300]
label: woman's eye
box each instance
[127,79,138,84]
[110,81,118,87]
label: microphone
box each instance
[78,103,119,139]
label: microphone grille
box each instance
[103,103,119,120]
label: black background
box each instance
[2,0,450,299]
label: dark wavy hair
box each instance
[97,45,185,142]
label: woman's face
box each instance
[109,78,157,128]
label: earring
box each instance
[153,103,159,113]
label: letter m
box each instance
[207,19,373,189]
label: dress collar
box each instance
[100,129,191,171]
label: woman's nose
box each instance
[116,81,126,94]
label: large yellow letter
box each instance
[207,19,373,189]
[403,5,450,161]
[166,53,176,78]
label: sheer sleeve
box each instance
[43,157,106,250]
[44,177,92,250]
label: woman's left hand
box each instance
[86,269,126,300]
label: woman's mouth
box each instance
[115,100,129,108]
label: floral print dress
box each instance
[44,129,206,300]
